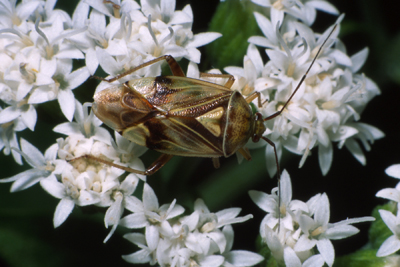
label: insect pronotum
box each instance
[73,24,337,224]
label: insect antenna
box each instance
[262,23,338,231]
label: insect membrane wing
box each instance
[121,116,224,157]
[128,76,233,116]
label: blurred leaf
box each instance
[384,33,400,85]
[0,193,133,267]
[206,0,260,69]
[368,202,396,250]
[334,249,386,267]
[256,235,278,267]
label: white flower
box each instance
[249,169,308,232]
[120,183,185,258]
[224,44,265,96]
[0,138,58,192]
[51,64,90,122]
[103,173,140,242]
[40,169,102,227]
[0,0,89,127]
[121,183,186,265]
[0,102,37,131]
[37,100,148,231]
[284,247,324,267]
[107,132,147,181]
[190,198,253,254]
[122,193,258,266]
[250,169,374,266]
[80,0,220,89]
[53,101,112,143]
[251,0,338,26]
[376,209,400,257]
[0,0,42,28]
[120,183,184,227]
[222,225,264,267]
[376,165,400,257]
[0,116,26,164]
[294,193,374,266]
[385,164,400,179]
[376,164,400,207]
[244,14,383,176]
[122,232,158,264]
[111,131,148,160]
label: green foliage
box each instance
[369,202,397,249]
[206,0,260,69]
[256,235,279,267]
[333,202,396,267]
[385,34,400,85]
[334,249,386,267]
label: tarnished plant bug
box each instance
[73,24,338,220]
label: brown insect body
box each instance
[77,25,337,231]
[93,75,265,159]
[86,24,336,178]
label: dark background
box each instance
[0,0,399,266]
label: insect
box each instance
[76,24,337,221]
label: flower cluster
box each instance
[0,0,385,266]
[0,102,146,240]
[250,169,375,266]
[0,0,221,165]
[0,1,261,265]
[0,0,221,237]
[0,0,90,163]
[0,99,263,266]
[376,164,400,257]
[224,1,384,176]
[121,184,263,266]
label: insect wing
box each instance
[127,76,232,114]
[128,76,236,157]
[94,76,234,157]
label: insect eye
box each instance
[255,112,263,121]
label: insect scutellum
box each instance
[70,23,338,228]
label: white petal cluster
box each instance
[251,0,339,26]
[0,0,89,164]
[0,0,385,265]
[225,4,384,176]
[250,169,374,266]
[71,0,221,84]
[121,188,263,267]
[1,101,146,238]
[376,164,400,257]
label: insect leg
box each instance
[244,91,263,108]
[144,154,174,175]
[212,158,220,169]
[68,153,173,176]
[92,55,185,83]
[237,147,252,161]
[199,73,235,88]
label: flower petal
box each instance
[54,198,75,228]
[58,89,76,121]
[316,238,334,267]
[224,250,264,266]
[386,164,400,179]
[376,235,400,257]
